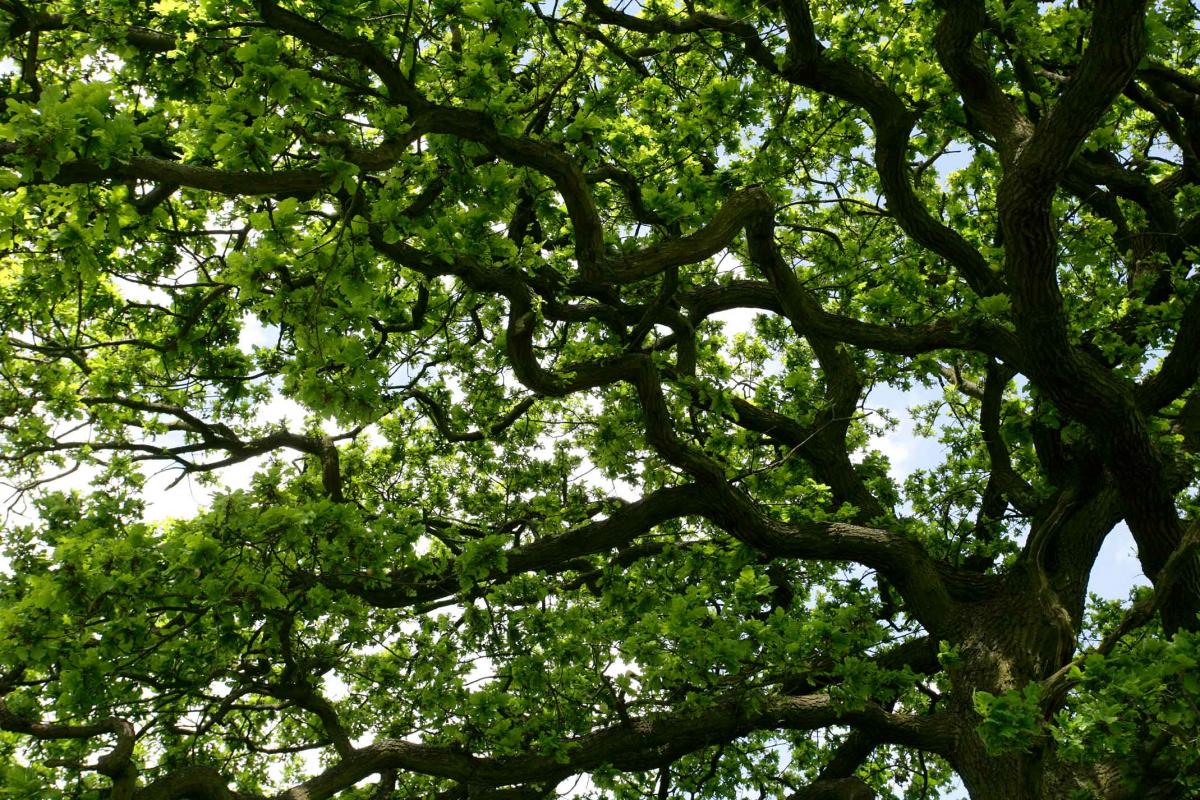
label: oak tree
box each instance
[1,0,1199,798]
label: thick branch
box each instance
[608,187,773,283]
[268,692,952,799]
[0,705,135,778]
[934,0,1033,158]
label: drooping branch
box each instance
[265,616,355,759]
[70,397,354,501]
[689,270,886,525]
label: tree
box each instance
[0,0,1198,796]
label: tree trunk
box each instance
[945,566,1079,800]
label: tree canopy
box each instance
[1,0,1199,797]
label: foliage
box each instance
[0,0,1199,798]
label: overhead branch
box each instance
[255,0,418,101]
[934,0,1034,159]
[695,482,959,635]
[124,637,946,800]
[254,1,609,277]
[0,704,136,779]
[608,187,773,283]
[680,280,1021,363]
[586,164,671,226]
[1,3,176,52]
[254,692,953,799]
[325,483,709,608]
[726,393,888,522]
[580,0,778,67]
[582,0,1002,298]
[77,396,352,501]
[0,133,420,197]
[406,390,536,443]
[742,216,1023,366]
[1011,0,1149,191]
[777,0,821,67]
[993,0,1200,631]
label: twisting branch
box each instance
[406,390,536,443]
[993,0,1200,632]
[583,0,1003,297]
[608,187,773,282]
[255,0,419,101]
[933,0,1033,160]
[0,703,136,781]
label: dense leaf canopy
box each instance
[1,0,1199,798]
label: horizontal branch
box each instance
[739,221,1023,366]
[324,483,706,607]
[3,4,176,52]
[0,703,135,778]
[262,691,953,800]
